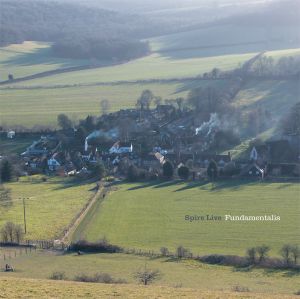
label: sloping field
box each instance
[149,24,300,58]
[0,252,299,295]
[77,181,300,256]
[2,52,255,87]
[0,277,298,299]
[233,79,300,120]
[0,176,95,240]
[0,41,90,81]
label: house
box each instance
[47,158,61,171]
[240,163,264,179]
[7,131,15,139]
[109,141,133,154]
[142,153,164,170]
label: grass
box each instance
[0,80,224,127]
[0,251,299,295]
[3,52,255,87]
[0,41,90,81]
[75,181,300,256]
[232,79,300,120]
[0,135,36,155]
[0,277,298,299]
[0,176,96,240]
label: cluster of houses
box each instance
[4,105,300,180]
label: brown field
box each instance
[0,277,299,299]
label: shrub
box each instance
[70,239,122,253]
[178,165,189,180]
[74,273,126,284]
[49,271,66,280]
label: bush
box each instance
[49,271,66,280]
[74,273,126,284]
[178,165,189,180]
[70,240,122,253]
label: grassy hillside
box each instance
[150,25,300,58]
[0,251,299,295]
[0,277,297,299]
[2,52,255,87]
[0,176,96,240]
[76,181,300,256]
[0,41,90,81]
[0,82,194,127]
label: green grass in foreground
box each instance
[76,180,300,256]
[0,251,298,295]
[0,176,95,240]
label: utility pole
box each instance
[21,197,28,234]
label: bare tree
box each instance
[280,244,292,266]
[100,99,111,115]
[290,245,300,265]
[14,224,24,244]
[134,265,162,285]
[246,247,256,264]
[256,245,270,263]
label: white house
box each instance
[109,141,133,154]
[7,131,15,139]
[47,158,61,171]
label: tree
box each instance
[256,245,270,263]
[175,97,184,111]
[8,74,13,81]
[280,102,300,135]
[136,90,154,111]
[57,114,73,130]
[291,245,300,265]
[134,265,161,285]
[176,245,189,258]
[100,99,111,115]
[280,244,292,266]
[246,247,257,264]
[163,161,173,179]
[178,165,189,180]
[1,160,13,182]
[14,224,24,244]
[90,162,106,179]
[127,165,139,182]
[207,160,218,180]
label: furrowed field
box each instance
[75,181,300,256]
[0,176,96,240]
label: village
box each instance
[2,101,299,182]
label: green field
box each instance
[0,176,96,240]
[75,181,300,256]
[0,135,36,155]
[0,41,90,81]
[0,251,299,295]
